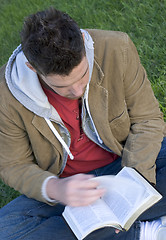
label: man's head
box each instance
[21,7,86,77]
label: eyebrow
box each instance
[52,65,89,88]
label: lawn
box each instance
[0,0,166,207]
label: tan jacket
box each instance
[0,29,165,204]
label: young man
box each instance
[0,7,166,240]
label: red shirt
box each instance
[43,87,118,177]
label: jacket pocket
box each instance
[109,107,130,142]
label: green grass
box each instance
[0,0,166,208]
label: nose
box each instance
[71,83,85,97]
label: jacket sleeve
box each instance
[121,34,165,184]
[0,86,57,205]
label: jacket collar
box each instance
[91,58,105,85]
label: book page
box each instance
[116,167,160,200]
[94,175,145,225]
[64,203,102,233]
[103,189,137,223]
[63,198,119,235]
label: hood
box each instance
[5,29,94,119]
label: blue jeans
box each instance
[1,137,166,240]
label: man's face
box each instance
[40,56,89,99]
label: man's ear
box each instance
[25,62,37,73]
[82,33,85,42]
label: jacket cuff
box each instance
[41,176,58,203]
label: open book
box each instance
[62,167,162,240]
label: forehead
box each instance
[44,56,89,87]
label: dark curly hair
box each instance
[21,7,85,76]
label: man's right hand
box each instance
[46,173,106,207]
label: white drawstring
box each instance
[45,118,74,160]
